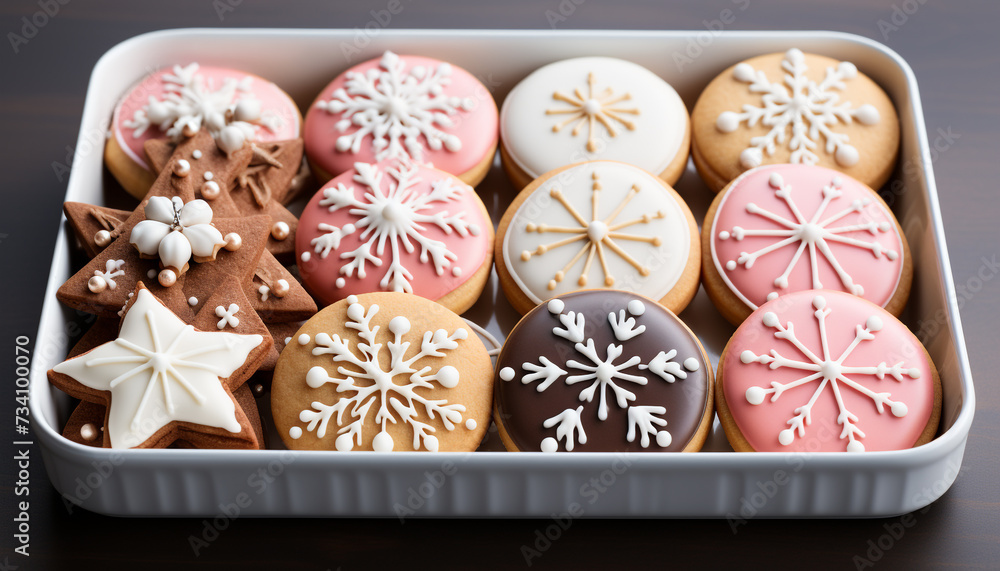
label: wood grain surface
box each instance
[2,0,997,568]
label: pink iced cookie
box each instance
[296,160,494,314]
[303,51,498,187]
[718,290,941,453]
[703,164,911,325]
[107,63,302,198]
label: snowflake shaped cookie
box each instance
[499,297,702,452]
[716,169,900,305]
[305,162,482,294]
[51,288,264,448]
[124,63,281,143]
[315,51,475,163]
[715,48,881,169]
[289,295,473,451]
[738,294,924,452]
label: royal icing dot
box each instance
[289,426,303,439]
[465,418,477,430]
[79,423,98,442]
[188,296,198,306]
[297,333,310,345]
[499,367,516,381]
[192,149,203,159]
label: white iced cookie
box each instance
[496,160,700,315]
[500,57,691,189]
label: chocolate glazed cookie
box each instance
[494,290,714,452]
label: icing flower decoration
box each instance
[130,196,237,286]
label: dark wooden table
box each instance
[2,0,998,568]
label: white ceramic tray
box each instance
[29,28,975,517]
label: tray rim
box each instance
[29,26,976,498]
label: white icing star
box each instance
[52,289,263,448]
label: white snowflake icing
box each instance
[718,172,899,302]
[89,259,126,292]
[499,297,700,452]
[308,162,481,293]
[740,294,921,452]
[52,289,262,448]
[293,295,471,451]
[716,48,881,169]
[124,63,281,142]
[315,50,474,163]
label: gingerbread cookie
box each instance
[717,290,941,452]
[703,164,912,325]
[106,63,301,199]
[63,384,264,449]
[496,160,699,315]
[272,292,493,452]
[144,137,303,261]
[296,160,493,313]
[304,51,498,186]
[500,57,690,190]
[691,48,899,192]
[61,131,316,335]
[48,284,271,449]
[494,291,713,452]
